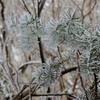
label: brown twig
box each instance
[81,0,85,23]
[38,0,46,17]
[61,67,77,75]
[71,0,97,24]
[94,73,98,100]
[83,0,97,18]
[71,0,81,11]
[76,51,89,100]
[57,46,65,93]
[38,37,45,64]
[22,0,31,14]
[70,0,81,11]
[18,61,41,72]
[29,84,32,100]
[57,45,66,69]
[32,0,36,17]
[31,93,77,99]
[72,74,79,93]
[38,37,51,100]
[0,0,5,20]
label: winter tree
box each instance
[0,0,100,100]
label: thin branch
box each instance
[57,45,66,69]
[61,67,77,75]
[72,74,79,93]
[94,73,98,100]
[38,37,45,64]
[82,0,85,12]
[38,0,46,17]
[89,0,93,24]
[13,79,35,100]
[32,0,36,17]
[13,85,28,100]
[31,93,77,99]
[22,0,31,14]
[29,84,32,100]
[38,37,51,100]
[83,0,97,18]
[0,0,5,20]
[70,0,81,11]
[81,0,86,23]
[76,51,89,100]
[52,0,55,19]
[19,60,41,71]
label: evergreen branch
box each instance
[38,37,51,100]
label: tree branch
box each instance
[83,0,97,18]
[0,0,5,20]
[76,51,89,100]
[94,73,98,100]
[70,0,81,11]
[38,37,45,64]
[38,0,46,17]
[22,0,31,14]
[31,93,77,99]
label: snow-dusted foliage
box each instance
[10,9,100,100]
[14,12,45,51]
[46,9,100,80]
[46,9,83,47]
[32,58,63,87]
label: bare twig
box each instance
[83,0,97,18]
[38,37,45,64]
[81,0,86,23]
[32,0,36,17]
[51,0,55,19]
[76,51,89,100]
[38,37,51,100]
[70,0,81,11]
[72,74,79,93]
[13,78,35,100]
[94,73,98,100]
[61,67,77,75]
[22,0,31,14]
[31,93,77,99]
[57,45,65,69]
[89,0,93,25]
[19,60,41,71]
[38,0,46,17]
[29,84,32,100]
[0,0,5,20]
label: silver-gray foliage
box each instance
[46,9,100,79]
[15,12,44,51]
[32,58,63,87]
[13,9,100,99]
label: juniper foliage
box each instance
[11,9,100,100]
